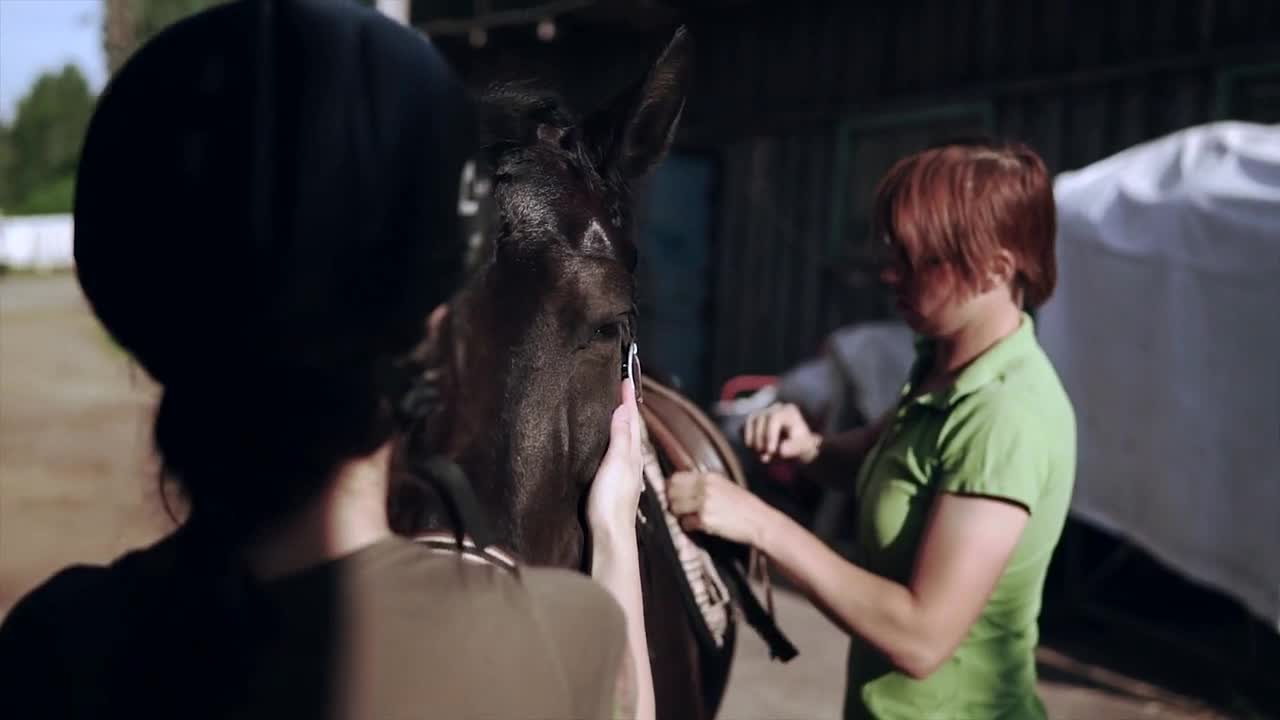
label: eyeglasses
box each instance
[877,234,945,276]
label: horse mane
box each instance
[476,81,630,219]
[477,82,577,150]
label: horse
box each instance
[390,27,793,720]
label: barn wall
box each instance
[416,0,1280,402]
[693,0,1278,395]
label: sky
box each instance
[0,0,106,123]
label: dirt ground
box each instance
[0,273,1256,719]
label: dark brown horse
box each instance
[388,27,755,720]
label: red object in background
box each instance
[719,374,800,487]
[719,374,778,402]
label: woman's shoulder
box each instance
[1,564,113,632]
[518,566,628,682]
[0,552,152,715]
[1,535,182,647]
[520,566,626,632]
[947,352,1075,437]
[3,531,180,622]
[334,539,626,718]
[519,567,628,718]
[353,537,623,628]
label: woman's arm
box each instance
[590,523,653,720]
[743,402,891,490]
[755,492,1028,678]
[670,473,1028,679]
[587,378,654,720]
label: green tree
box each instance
[3,65,95,215]
[0,122,14,210]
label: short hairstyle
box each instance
[871,139,1057,308]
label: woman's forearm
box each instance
[590,523,655,720]
[750,502,944,678]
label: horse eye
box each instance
[592,323,621,343]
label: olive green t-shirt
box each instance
[261,537,628,720]
[0,535,627,720]
[845,314,1076,720]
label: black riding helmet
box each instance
[72,0,479,543]
[74,0,475,387]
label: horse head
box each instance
[398,27,693,569]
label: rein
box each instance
[637,376,798,662]
[411,530,521,576]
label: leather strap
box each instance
[418,456,501,553]
[411,531,521,576]
[641,378,748,489]
[639,376,797,662]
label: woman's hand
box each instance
[587,378,644,533]
[743,402,822,464]
[667,471,772,548]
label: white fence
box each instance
[0,213,75,271]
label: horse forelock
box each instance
[478,83,631,232]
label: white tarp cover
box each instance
[1037,121,1280,630]
[0,214,74,271]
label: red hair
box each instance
[872,139,1057,308]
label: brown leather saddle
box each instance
[638,376,798,661]
[405,372,797,661]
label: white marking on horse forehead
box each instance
[583,218,611,252]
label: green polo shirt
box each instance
[844,314,1076,720]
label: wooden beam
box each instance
[418,0,595,36]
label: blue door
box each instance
[636,153,717,404]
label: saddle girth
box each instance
[638,377,798,662]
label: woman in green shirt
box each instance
[669,140,1076,720]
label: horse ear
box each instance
[585,26,693,180]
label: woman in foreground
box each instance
[0,1,651,718]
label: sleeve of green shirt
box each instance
[935,392,1046,513]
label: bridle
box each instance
[414,338,644,576]
[411,530,521,575]
[622,338,644,405]
[406,455,522,576]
